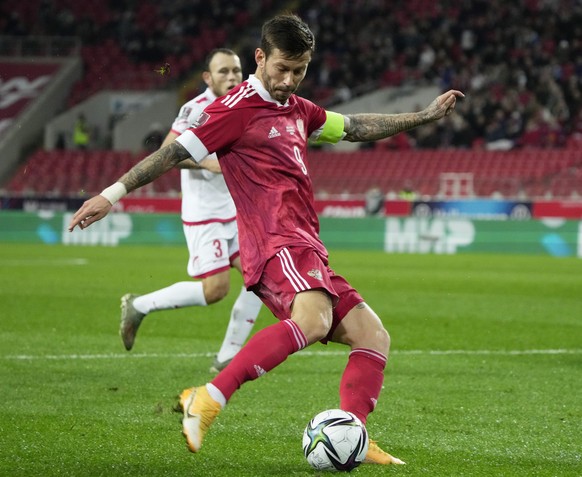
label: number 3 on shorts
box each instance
[213,239,224,258]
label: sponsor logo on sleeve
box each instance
[192,111,210,128]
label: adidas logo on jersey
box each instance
[268,126,281,139]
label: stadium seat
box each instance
[4,147,580,200]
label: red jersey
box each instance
[177,75,329,287]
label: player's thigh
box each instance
[330,302,390,355]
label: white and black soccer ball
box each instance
[302,409,369,472]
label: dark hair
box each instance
[260,14,315,59]
[204,48,237,71]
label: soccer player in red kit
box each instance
[69,14,464,465]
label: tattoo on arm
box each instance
[344,112,429,142]
[119,142,191,192]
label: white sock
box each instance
[133,281,207,314]
[215,287,262,363]
[206,383,227,407]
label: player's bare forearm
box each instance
[344,112,427,142]
[343,89,464,142]
[67,142,191,232]
[119,142,191,192]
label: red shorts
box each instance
[250,246,364,343]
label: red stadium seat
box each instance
[5,145,582,200]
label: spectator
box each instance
[72,113,90,150]
[519,103,564,148]
[398,183,417,201]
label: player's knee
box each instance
[292,290,334,344]
[360,321,390,355]
[375,327,390,355]
[333,315,390,355]
[313,314,333,341]
[297,311,333,344]
[203,281,230,304]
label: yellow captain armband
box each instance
[314,111,346,144]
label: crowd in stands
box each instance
[0,0,282,102]
[0,0,271,60]
[292,0,582,151]
[1,0,582,151]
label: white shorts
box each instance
[183,220,240,278]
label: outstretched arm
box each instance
[343,89,464,142]
[119,141,191,191]
[68,141,191,231]
[163,131,222,173]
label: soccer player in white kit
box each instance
[70,14,464,466]
[119,49,263,372]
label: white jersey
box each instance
[170,87,236,224]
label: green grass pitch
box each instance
[0,243,580,476]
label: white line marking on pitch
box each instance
[2,349,580,361]
[0,258,88,266]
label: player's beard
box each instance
[261,70,295,103]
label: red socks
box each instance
[339,348,387,424]
[211,320,307,400]
[211,323,386,425]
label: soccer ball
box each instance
[302,409,369,472]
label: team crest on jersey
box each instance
[192,111,210,128]
[296,118,306,140]
[286,125,295,135]
[307,269,323,280]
